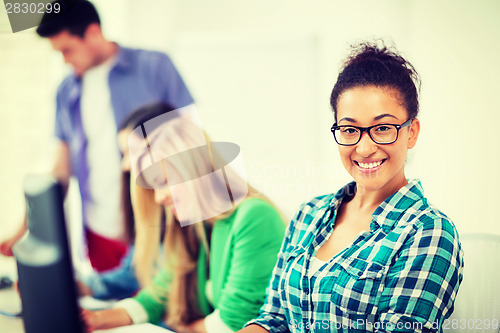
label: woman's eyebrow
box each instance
[338,113,398,123]
[338,116,357,123]
[373,113,399,121]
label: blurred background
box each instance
[1,0,500,263]
[1,0,499,327]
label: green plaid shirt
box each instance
[248,179,463,333]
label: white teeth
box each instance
[358,160,383,169]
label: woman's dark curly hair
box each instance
[330,41,421,121]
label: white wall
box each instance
[408,1,500,236]
[114,0,500,234]
[1,0,499,251]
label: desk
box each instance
[0,257,171,333]
[0,315,24,333]
[0,287,24,333]
[0,253,23,332]
[0,287,171,333]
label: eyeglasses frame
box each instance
[330,118,414,146]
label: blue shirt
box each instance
[83,246,139,300]
[248,179,464,333]
[53,45,194,225]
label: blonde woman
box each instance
[83,103,285,333]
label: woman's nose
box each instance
[356,131,378,157]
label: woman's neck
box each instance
[352,176,408,211]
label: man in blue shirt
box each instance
[0,0,194,280]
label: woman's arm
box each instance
[216,199,299,333]
[92,268,172,329]
[215,199,286,331]
[128,268,172,325]
[377,217,464,332]
[82,308,132,332]
[237,324,270,333]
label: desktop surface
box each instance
[0,286,24,333]
[0,256,23,333]
[0,285,172,333]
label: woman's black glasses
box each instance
[331,118,413,146]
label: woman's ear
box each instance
[407,118,420,149]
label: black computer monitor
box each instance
[12,175,84,333]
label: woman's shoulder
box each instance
[292,193,338,227]
[393,186,460,244]
[300,193,337,212]
[387,179,460,239]
[230,197,285,233]
[297,182,353,218]
[234,197,279,216]
[412,200,459,238]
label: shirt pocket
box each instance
[279,248,306,307]
[330,257,387,315]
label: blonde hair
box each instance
[131,118,282,326]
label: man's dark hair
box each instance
[330,40,421,121]
[36,0,100,38]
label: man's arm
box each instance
[0,141,71,256]
[0,220,27,256]
[51,140,71,195]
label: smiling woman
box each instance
[240,41,464,333]
[334,85,420,197]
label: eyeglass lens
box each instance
[334,124,398,145]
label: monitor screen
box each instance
[13,175,84,333]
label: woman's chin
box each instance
[352,174,388,192]
[352,171,408,197]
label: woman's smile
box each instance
[353,158,387,173]
[336,85,419,195]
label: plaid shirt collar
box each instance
[371,179,425,232]
[295,179,426,258]
[328,178,425,233]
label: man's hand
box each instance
[0,236,17,256]
[0,224,26,256]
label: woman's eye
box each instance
[341,127,358,134]
[375,125,391,132]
